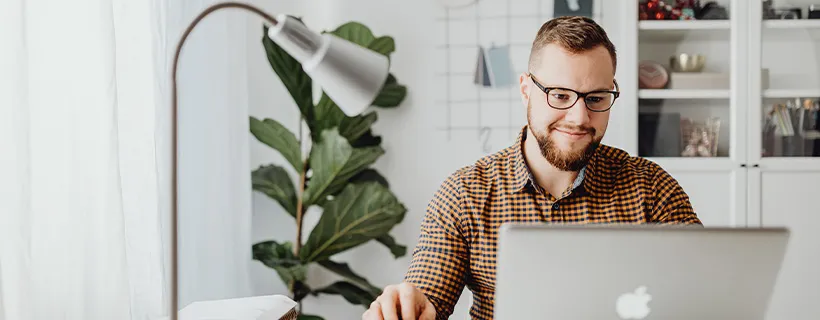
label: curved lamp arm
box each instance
[170,2,389,318]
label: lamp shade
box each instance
[267,14,389,116]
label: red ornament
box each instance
[655,11,665,20]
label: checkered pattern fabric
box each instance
[404,126,702,320]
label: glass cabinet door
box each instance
[759,0,820,158]
[636,0,734,158]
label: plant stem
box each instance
[294,158,309,257]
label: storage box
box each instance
[668,69,770,90]
[669,72,729,89]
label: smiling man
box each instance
[362,16,702,320]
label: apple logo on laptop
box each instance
[615,286,652,319]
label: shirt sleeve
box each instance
[403,172,470,319]
[649,166,704,225]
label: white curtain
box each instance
[0,0,253,319]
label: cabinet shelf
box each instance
[646,158,736,171]
[638,89,730,99]
[763,89,820,98]
[763,20,820,29]
[638,20,730,30]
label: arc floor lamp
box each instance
[170,2,390,319]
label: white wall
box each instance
[244,0,627,318]
[162,0,254,309]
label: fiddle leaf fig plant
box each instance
[249,18,408,320]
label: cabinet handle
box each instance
[753,164,760,168]
[741,164,747,167]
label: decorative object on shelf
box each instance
[779,6,802,19]
[809,5,820,19]
[670,53,706,73]
[638,0,704,20]
[555,0,594,18]
[249,19,409,320]
[639,60,669,89]
[763,0,776,19]
[697,1,729,19]
[762,98,820,157]
[681,117,721,157]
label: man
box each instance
[362,16,702,320]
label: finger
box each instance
[378,290,400,320]
[363,302,384,320]
[420,300,436,320]
[398,287,417,320]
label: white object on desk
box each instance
[155,295,297,320]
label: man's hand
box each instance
[362,282,436,320]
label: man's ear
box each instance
[519,72,531,106]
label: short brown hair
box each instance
[528,16,617,73]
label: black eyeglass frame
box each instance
[529,73,620,112]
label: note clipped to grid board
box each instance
[474,44,515,88]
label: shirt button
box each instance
[552,203,559,210]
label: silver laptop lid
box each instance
[495,224,789,320]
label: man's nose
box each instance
[564,98,591,125]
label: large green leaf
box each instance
[368,36,395,56]
[339,112,377,143]
[309,93,345,142]
[249,117,301,172]
[327,22,376,47]
[312,93,380,144]
[292,280,312,302]
[351,130,382,148]
[372,83,407,108]
[318,260,381,296]
[252,241,306,284]
[302,129,383,206]
[262,25,313,122]
[251,165,297,217]
[350,168,389,188]
[376,234,407,259]
[313,281,378,308]
[297,315,323,320]
[300,182,406,262]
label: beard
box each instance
[527,101,601,171]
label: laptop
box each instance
[494,224,790,320]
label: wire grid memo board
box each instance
[434,0,603,153]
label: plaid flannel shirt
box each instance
[404,126,702,319]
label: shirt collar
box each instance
[509,125,592,195]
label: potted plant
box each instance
[249,18,409,320]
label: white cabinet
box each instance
[618,1,820,318]
[756,170,820,318]
[667,167,746,227]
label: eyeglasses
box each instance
[529,73,620,112]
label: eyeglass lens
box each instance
[546,88,616,111]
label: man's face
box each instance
[519,43,615,171]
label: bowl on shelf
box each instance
[670,54,706,72]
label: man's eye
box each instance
[586,97,603,103]
[551,93,569,100]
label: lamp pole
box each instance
[170,3,278,319]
